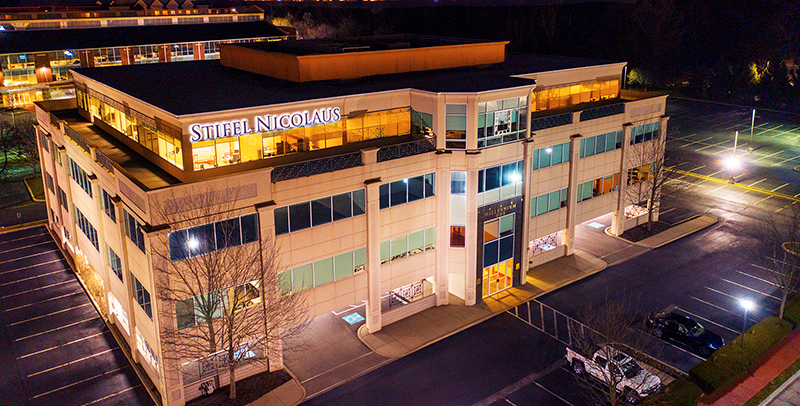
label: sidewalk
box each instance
[255,214,718,406]
[699,331,800,406]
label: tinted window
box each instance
[499,235,514,261]
[188,223,214,257]
[390,180,407,206]
[215,218,241,249]
[353,189,366,215]
[332,193,352,221]
[240,214,258,243]
[485,167,500,190]
[311,197,332,226]
[424,174,435,197]
[289,203,310,231]
[408,176,424,202]
[483,240,498,267]
[379,184,390,209]
[168,229,188,262]
[274,207,289,236]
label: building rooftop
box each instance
[74,52,618,116]
[0,20,289,54]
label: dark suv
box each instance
[646,312,724,357]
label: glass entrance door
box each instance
[481,213,515,299]
[482,258,513,298]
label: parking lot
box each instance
[0,226,153,406]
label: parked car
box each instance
[646,311,724,356]
[565,344,662,404]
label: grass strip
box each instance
[743,357,800,406]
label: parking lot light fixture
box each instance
[740,299,755,348]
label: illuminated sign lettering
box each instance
[189,107,341,142]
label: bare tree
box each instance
[15,117,40,176]
[756,203,800,319]
[152,185,307,400]
[569,295,666,406]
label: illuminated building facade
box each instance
[34,35,667,405]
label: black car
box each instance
[645,312,724,356]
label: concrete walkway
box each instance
[252,214,718,406]
[700,331,800,406]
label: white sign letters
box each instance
[189,107,341,142]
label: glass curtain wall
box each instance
[531,79,620,112]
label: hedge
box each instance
[783,294,800,326]
[641,377,703,406]
[688,316,793,394]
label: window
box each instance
[483,214,515,268]
[478,97,528,148]
[531,188,569,217]
[630,122,660,145]
[451,172,466,195]
[531,80,619,112]
[54,148,62,166]
[445,104,467,150]
[40,132,50,152]
[379,173,435,209]
[57,186,68,212]
[68,158,93,197]
[450,226,465,247]
[577,174,620,202]
[45,172,54,194]
[124,210,146,253]
[531,142,571,171]
[108,246,123,281]
[75,207,98,250]
[168,213,259,262]
[380,227,437,264]
[580,130,623,158]
[176,281,262,330]
[628,162,654,185]
[274,189,365,236]
[478,161,524,207]
[132,274,152,319]
[278,247,367,295]
[101,189,116,223]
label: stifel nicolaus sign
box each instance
[189,107,341,142]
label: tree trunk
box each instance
[208,324,221,390]
[229,362,237,400]
[780,290,788,320]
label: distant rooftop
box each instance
[0,20,289,54]
[75,51,617,116]
[232,35,493,57]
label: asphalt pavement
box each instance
[0,226,153,406]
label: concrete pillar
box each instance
[464,157,478,306]
[114,197,139,363]
[90,174,111,316]
[611,123,633,236]
[364,180,382,333]
[193,43,205,60]
[158,45,172,63]
[565,134,582,255]
[34,53,52,83]
[434,152,451,306]
[520,137,535,282]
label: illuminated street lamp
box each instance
[727,130,739,184]
[739,299,755,348]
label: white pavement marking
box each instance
[771,155,800,167]
[470,361,571,406]
[4,291,83,312]
[18,331,107,359]
[0,232,47,246]
[681,137,713,148]
[1,279,77,299]
[80,385,141,406]
[674,307,741,335]
[0,259,62,275]
[695,139,731,152]
[690,296,759,324]
[752,150,786,163]
[758,124,783,135]
[30,366,126,399]
[531,380,576,406]
[28,348,118,377]
[769,127,800,138]
[331,301,367,316]
[0,268,67,286]
[721,278,781,301]
[704,286,776,315]
[8,303,91,326]
[0,240,52,254]
[0,249,58,264]
[14,316,98,342]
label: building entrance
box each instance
[481,213,515,298]
[482,258,513,298]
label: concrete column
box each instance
[434,152,451,306]
[611,123,633,236]
[564,134,582,255]
[364,180,382,333]
[90,175,111,316]
[113,196,139,363]
[158,45,172,63]
[34,53,52,83]
[520,137,535,282]
[193,43,205,60]
[464,157,478,306]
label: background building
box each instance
[34,35,667,405]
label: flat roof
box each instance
[233,35,491,56]
[0,21,288,54]
[74,52,619,116]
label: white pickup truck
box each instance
[565,345,662,404]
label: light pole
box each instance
[747,109,755,153]
[740,299,754,348]
[727,130,739,184]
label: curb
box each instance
[0,219,48,234]
[758,369,800,406]
[23,176,46,202]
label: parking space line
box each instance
[695,140,731,152]
[18,331,107,359]
[531,380,576,406]
[752,150,786,163]
[30,366,126,399]
[757,124,783,135]
[0,259,62,275]
[0,240,52,254]
[4,291,83,312]
[681,136,713,148]
[1,279,77,299]
[0,232,48,246]
[704,286,775,315]
[738,270,783,289]
[721,278,781,301]
[8,303,91,326]
[772,183,790,192]
[0,268,68,286]
[28,348,118,378]
[674,307,741,335]
[771,156,800,167]
[748,178,768,188]
[0,250,59,264]
[80,385,141,406]
[769,127,800,138]
[15,316,99,342]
